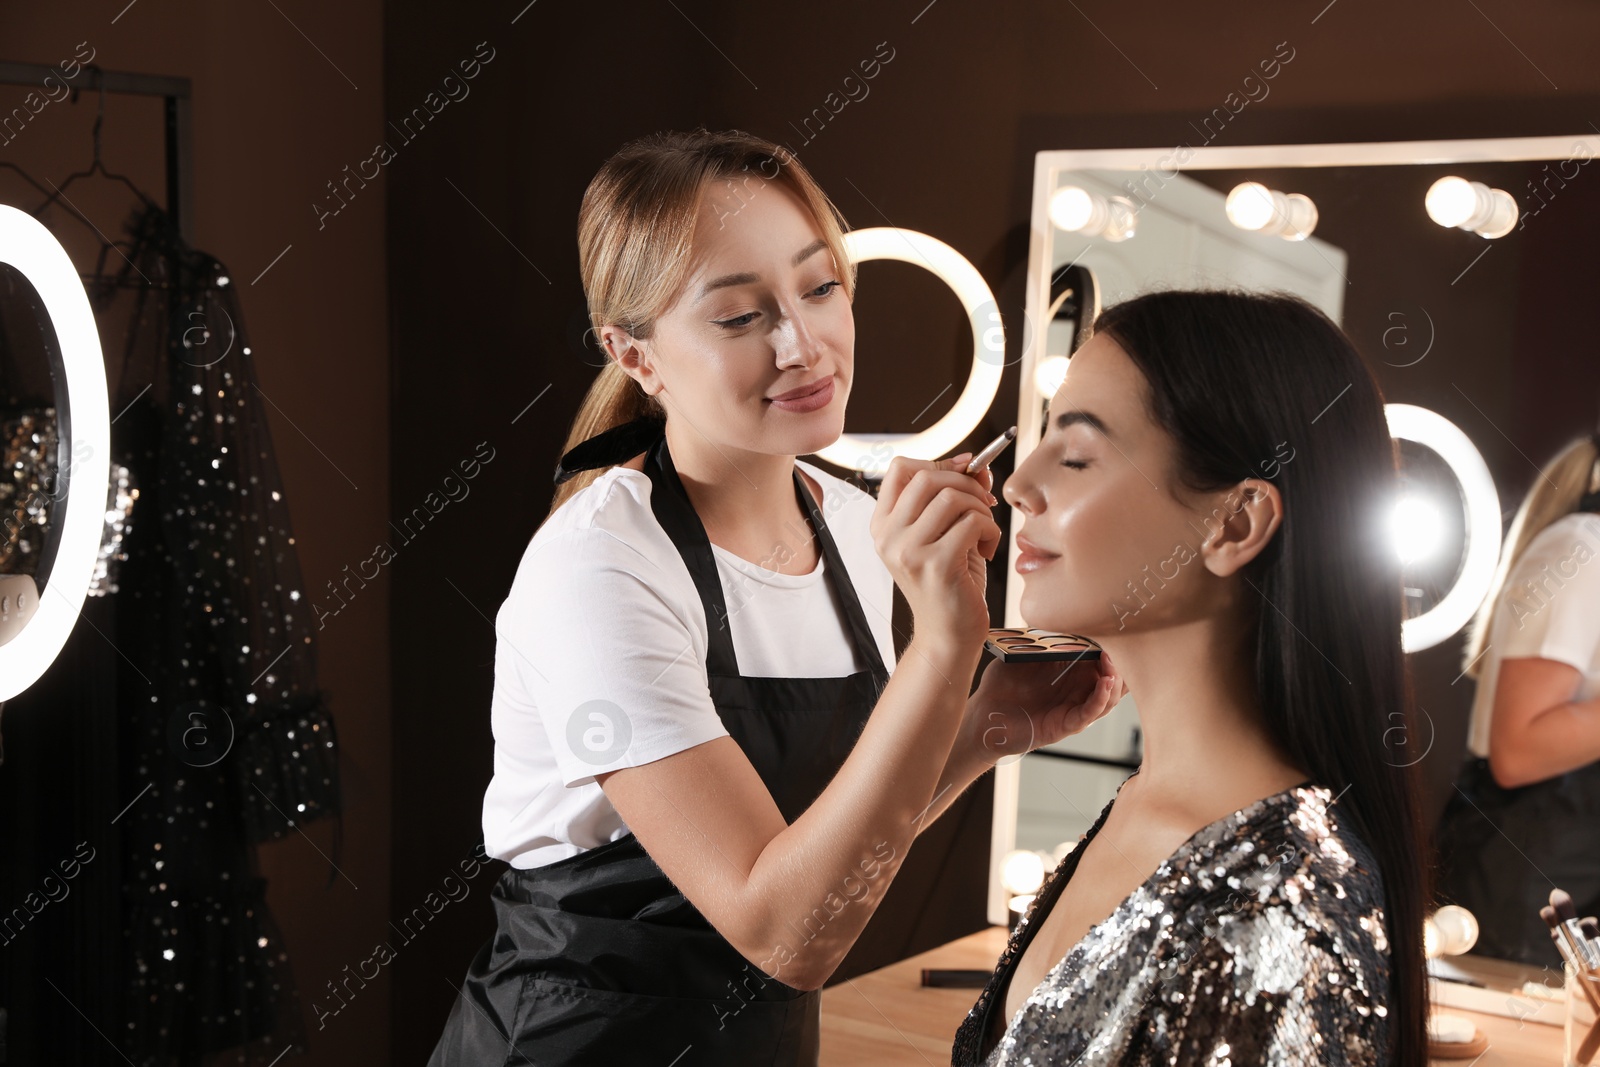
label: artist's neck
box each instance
[664,420,803,545]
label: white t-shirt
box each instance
[1466,512,1600,758]
[482,459,897,869]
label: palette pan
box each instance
[983,627,1103,664]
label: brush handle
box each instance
[1580,1019,1600,1066]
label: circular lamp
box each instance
[816,227,1002,476]
[0,205,111,701]
[1385,404,1501,653]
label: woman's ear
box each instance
[1197,477,1284,578]
[598,324,661,397]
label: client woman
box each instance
[427,128,1122,1067]
[952,290,1427,1066]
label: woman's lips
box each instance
[767,377,835,413]
[1015,535,1059,574]
[1015,550,1057,574]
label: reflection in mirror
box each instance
[1003,140,1600,985]
[0,261,64,643]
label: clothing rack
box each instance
[0,61,193,242]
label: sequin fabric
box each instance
[0,407,139,595]
[952,783,1391,1066]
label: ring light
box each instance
[1385,403,1501,653]
[0,205,112,701]
[817,227,1002,477]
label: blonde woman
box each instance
[1435,426,1600,964]
[426,129,1121,1066]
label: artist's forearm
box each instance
[1491,694,1600,787]
[743,633,983,989]
[913,729,992,839]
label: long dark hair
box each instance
[1091,289,1427,1066]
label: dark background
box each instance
[4,1,1600,1062]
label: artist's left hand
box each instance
[961,650,1125,768]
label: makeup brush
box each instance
[964,426,1017,476]
[1554,889,1600,969]
[1548,926,1600,1015]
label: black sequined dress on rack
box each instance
[0,200,341,1065]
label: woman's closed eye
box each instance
[712,280,843,330]
[1060,458,1088,470]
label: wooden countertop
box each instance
[819,926,1568,1065]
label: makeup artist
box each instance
[427,128,1122,1067]
[1435,425,1600,964]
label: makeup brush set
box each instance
[1543,888,1600,1063]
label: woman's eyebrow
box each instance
[696,239,830,301]
[790,237,827,266]
[1049,408,1114,440]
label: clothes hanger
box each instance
[0,159,107,251]
[22,66,167,292]
[30,67,162,218]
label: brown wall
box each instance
[6,0,1600,1062]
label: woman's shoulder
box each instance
[1164,785,1391,1004]
[1180,784,1387,937]
[1519,511,1600,568]
[515,467,686,593]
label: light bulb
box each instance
[1033,354,1069,398]
[1049,186,1136,242]
[1225,182,1276,230]
[1431,904,1479,956]
[1225,182,1318,240]
[1425,177,1477,229]
[1049,186,1095,232]
[1391,494,1444,565]
[1425,176,1518,239]
[1001,849,1047,895]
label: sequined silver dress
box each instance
[951,782,1391,1066]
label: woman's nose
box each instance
[1002,473,1031,514]
[775,308,825,367]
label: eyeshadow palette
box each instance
[983,627,1103,664]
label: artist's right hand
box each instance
[871,453,1001,651]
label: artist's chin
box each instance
[780,397,849,457]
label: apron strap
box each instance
[796,463,888,678]
[644,434,742,676]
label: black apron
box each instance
[1434,755,1600,965]
[429,425,891,1067]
